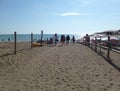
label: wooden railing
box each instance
[80,35,120,71]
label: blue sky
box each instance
[0,0,120,36]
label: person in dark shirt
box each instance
[72,36,75,44]
[61,35,65,45]
[85,34,90,46]
[66,35,70,45]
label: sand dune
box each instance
[0,43,120,91]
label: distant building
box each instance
[95,30,119,35]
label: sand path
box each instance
[0,43,120,91]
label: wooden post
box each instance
[41,30,43,46]
[90,39,92,48]
[91,40,93,49]
[14,32,16,54]
[100,36,101,53]
[31,33,33,48]
[107,35,110,59]
[95,37,97,51]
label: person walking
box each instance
[60,34,65,46]
[85,34,90,47]
[54,33,58,45]
[72,36,75,44]
[66,35,70,45]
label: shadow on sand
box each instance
[0,48,32,57]
[90,47,120,72]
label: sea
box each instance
[0,34,80,42]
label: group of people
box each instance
[47,33,76,46]
[60,34,75,45]
[1,38,11,42]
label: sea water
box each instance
[0,34,80,42]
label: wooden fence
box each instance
[0,32,45,56]
[89,36,120,59]
[81,35,120,71]
[0,32,33,56]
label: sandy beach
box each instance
[0,43,120,91]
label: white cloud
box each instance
[60,12,79,16]
[60,12,93,16]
